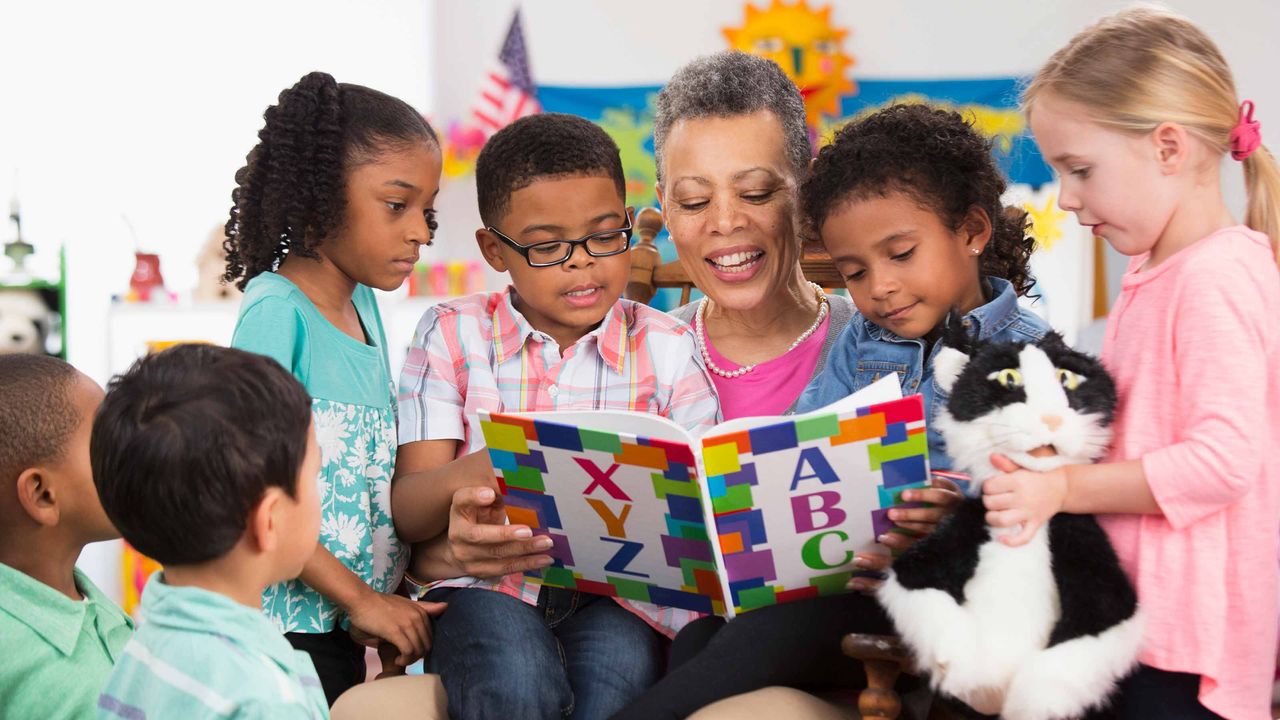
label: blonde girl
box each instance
[988,7,1280,718]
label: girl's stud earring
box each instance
[972,248,980,255]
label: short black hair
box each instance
[0,354,80,485]
[801,104,1037,297]
[91,345,312,565]
[223,71,439,290]
[475,113,625,228]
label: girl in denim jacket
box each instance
[796,103,1050,481]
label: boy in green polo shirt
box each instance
[0,354,134,720]
[93,345,329,719]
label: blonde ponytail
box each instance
[1242,145,1280,261]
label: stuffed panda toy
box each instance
[0,289,51,355]
[877,325,1143,720]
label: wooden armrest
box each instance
[843,634,912,720]
[841,633,911,664]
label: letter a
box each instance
[789,447,840,490]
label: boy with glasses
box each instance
[390,113,719,720]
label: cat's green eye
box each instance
[988,368,1024,388]
[1057,369,1083,391]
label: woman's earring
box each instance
[971,248,980,255]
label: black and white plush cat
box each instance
[877,327,1143,720]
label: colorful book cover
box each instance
[479,375,930,618]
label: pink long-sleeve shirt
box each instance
[1099,226,1280,719]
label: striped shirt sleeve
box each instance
[398,305,466,444]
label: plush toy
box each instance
[878,326,1143,720]
[193,225,240,303]
[0,288,51,355]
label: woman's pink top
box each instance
[1098,226,1280,719]
[705,314,831,420]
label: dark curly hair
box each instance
[223,71,439,290]
[800,103,1036,297]
[475,113,625,228]
[0,354,79,486]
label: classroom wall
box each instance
[1,0,1275,604]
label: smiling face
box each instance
[321,140,443,291]
[1029,94,1177,257]
[820,190,988,339]
[477,174,631,349]
[657,110,803,314]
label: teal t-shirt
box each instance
[0,564,134,720]
[98,575,328,719]
[231,272,407,634]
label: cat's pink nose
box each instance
[1041,415,1063,431]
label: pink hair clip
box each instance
[1229,100,1261,161]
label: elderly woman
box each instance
[654,54,846,420]
[613,52,960,719]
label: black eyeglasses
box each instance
[487,209,634,268]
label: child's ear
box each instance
[14,468,59,527]
[933,346,970,394]
[960,206,993,254]
[475,229,509,273]
[248,489,283,554]
[1152,121,1188,174]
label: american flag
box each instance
[472,9,540,135]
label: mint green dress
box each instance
[232,272,407,634]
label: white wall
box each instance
[0,0,435,387]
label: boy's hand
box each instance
[446,486,555,578]
[982,454,1068,547]
[847,475,963,593]
[344,590,446,667]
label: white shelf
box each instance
[106,292,455,380]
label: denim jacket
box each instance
[795,277,1050,472]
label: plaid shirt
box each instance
[398,288,720,636]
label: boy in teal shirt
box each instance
[0,355,133,720]
[94,345,329,719]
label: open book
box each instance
[478,375,930,618]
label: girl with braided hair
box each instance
[225,71,444,705]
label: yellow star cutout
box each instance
[1023,193,1070,252]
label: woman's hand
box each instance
[847,474,964,593]
[981,454,1068,547]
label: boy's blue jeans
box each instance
[424,586,663,720]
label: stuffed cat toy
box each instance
[877,325,1143,720]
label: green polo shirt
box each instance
[0,562,134,720]
[97,574,328,719]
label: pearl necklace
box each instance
[695,282,829,379]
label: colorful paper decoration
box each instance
[723,0,856,126]
[121,541,161,616]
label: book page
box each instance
[698,377,932,616]
[479,410,726,615]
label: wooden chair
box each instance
[624,207,846,305]
[625,207,943,719]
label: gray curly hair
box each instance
[653,51,811,187]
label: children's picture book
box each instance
[479,375,931,618]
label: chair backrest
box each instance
[624,207,847,306]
